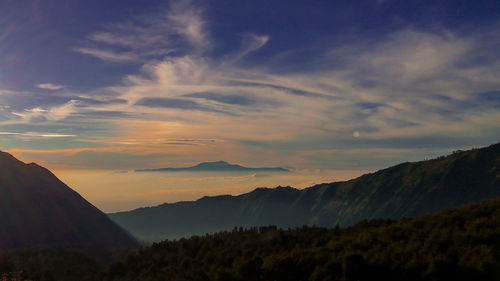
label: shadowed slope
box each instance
[0,151,138,249]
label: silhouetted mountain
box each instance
[135,160,289,172]
[110,143,500,242]
[0,151,139,250]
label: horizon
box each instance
[3,143,495,213]
[4,149,369,212]
[1,0,499,211]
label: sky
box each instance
[1,0,500,211]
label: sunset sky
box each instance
[1,0,499,211]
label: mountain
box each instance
[103,198,500,281]
[110,142,500,242]
[0,151,139,250]
[135,160,289,172]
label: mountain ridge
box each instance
[110,142,500,242]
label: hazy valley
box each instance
[0,143,498,280]
[110,143,500,242]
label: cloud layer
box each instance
[1,1,499,173]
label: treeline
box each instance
[1,198,500,281]
[104,198,500,281]
[0,247,104,281]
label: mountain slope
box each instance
[136,160,289,172]
[0,151,139,249]
[110,143,500,241]
[104,198,500,281]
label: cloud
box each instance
[222,33,270,63]
[183,92,256,106]
[74,0,209,62]
[48,100,79,120]
[226,81,340,100]
[0,131,76,138]
[12,100,79,121]
[104,26,499,158]
[166,0,210,52]
[36,83,64,90]
[164,139,216,146]
[241,34,269,54]
[71,110,139,119]
[73,47,140,63]
[5,3,500,173]
[135,97,215,111]
[355,30,472,83]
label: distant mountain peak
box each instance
[211,160,229,164]
[195,161,234,167]
[136,161,289,172]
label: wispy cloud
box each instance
[36,83,65,90]
[74,0,209,62]
[0,131,76,138]
[166,0,210,52]
[73,48,140,63]
[103,25,500,168]
[12,100,80,121]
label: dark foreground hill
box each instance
[110,142,500,241]
[3,198,497,281]
[0,151,138,250]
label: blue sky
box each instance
[1,0,500,173]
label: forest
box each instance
[1,198,499,281]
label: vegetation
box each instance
[0,247,110,281]
[1,198,499,281]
